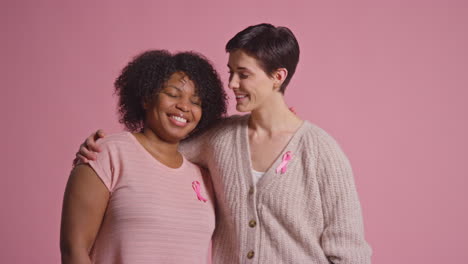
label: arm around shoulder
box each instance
[180,115,244,166]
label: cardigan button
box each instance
[249,187,254,195]
[247,250,255,259]
[249,219,257,228]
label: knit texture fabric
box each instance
[181,115,372,264]
[88,132,215,264]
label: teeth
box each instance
[171,115,187,123]
[236,95,247,99]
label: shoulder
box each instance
[301,121,341,146]
[181,114,247,146]
[302,122,353,173]
[87,132,134,191]
[204,114,247,134]
[95,132,135,153]
[222,114,248,125]
[210,114,247,137]
[299,121,349,160]
[96,131,132,145]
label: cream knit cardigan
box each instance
[181,115,371,264]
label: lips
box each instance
[167,113,190,127]
[235,94,249,102]
[169,115,187,123]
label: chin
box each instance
[236,104,252,113]
[161,129,191,143]
[171,132,191,141]
[166,135,187,143]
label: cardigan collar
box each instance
[238,114,310,192]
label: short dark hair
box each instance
[225,23,300,93]
[114,50,227,139]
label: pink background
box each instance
[2,0,467,263]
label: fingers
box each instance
[76,129,106,164]
[85,137,100,153]
[86,133,102,153]
[95,129,106,140]
[75,153,89,164]
[86,129,105,152]
[79,143,97,161]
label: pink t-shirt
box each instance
[88,132,215,264]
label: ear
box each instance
[273,68,288,91]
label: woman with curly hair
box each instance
[75,23,372,263]
[60,50,227,264]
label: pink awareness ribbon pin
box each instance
[192,181,208,202]
[276,151,293,174]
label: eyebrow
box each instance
[166,85,182,91]
[165,85,200,97]
[227,65,252,72]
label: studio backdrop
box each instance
[1,0,467,263]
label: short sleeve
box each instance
[88,140,117,191]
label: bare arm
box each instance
[60,165,109,264]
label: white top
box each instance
[251,168,265,184]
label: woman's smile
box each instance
[168,114,189,127]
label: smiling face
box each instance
[227,50,279,112]
[144,72,202,143]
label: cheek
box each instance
[245,78,267,92]
[193,108,202,123]
[258,80,275,93]
[154,106,164,118]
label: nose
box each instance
[176,98,190,112]
[228,74,239,90]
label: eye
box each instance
[191,97,202,106]
[239,73,249,79]
[164,92,178,98]
[162,87,180,98]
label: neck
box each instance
[138,127,180,156]
[248,93,302,135]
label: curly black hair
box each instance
[114,50,228,139]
